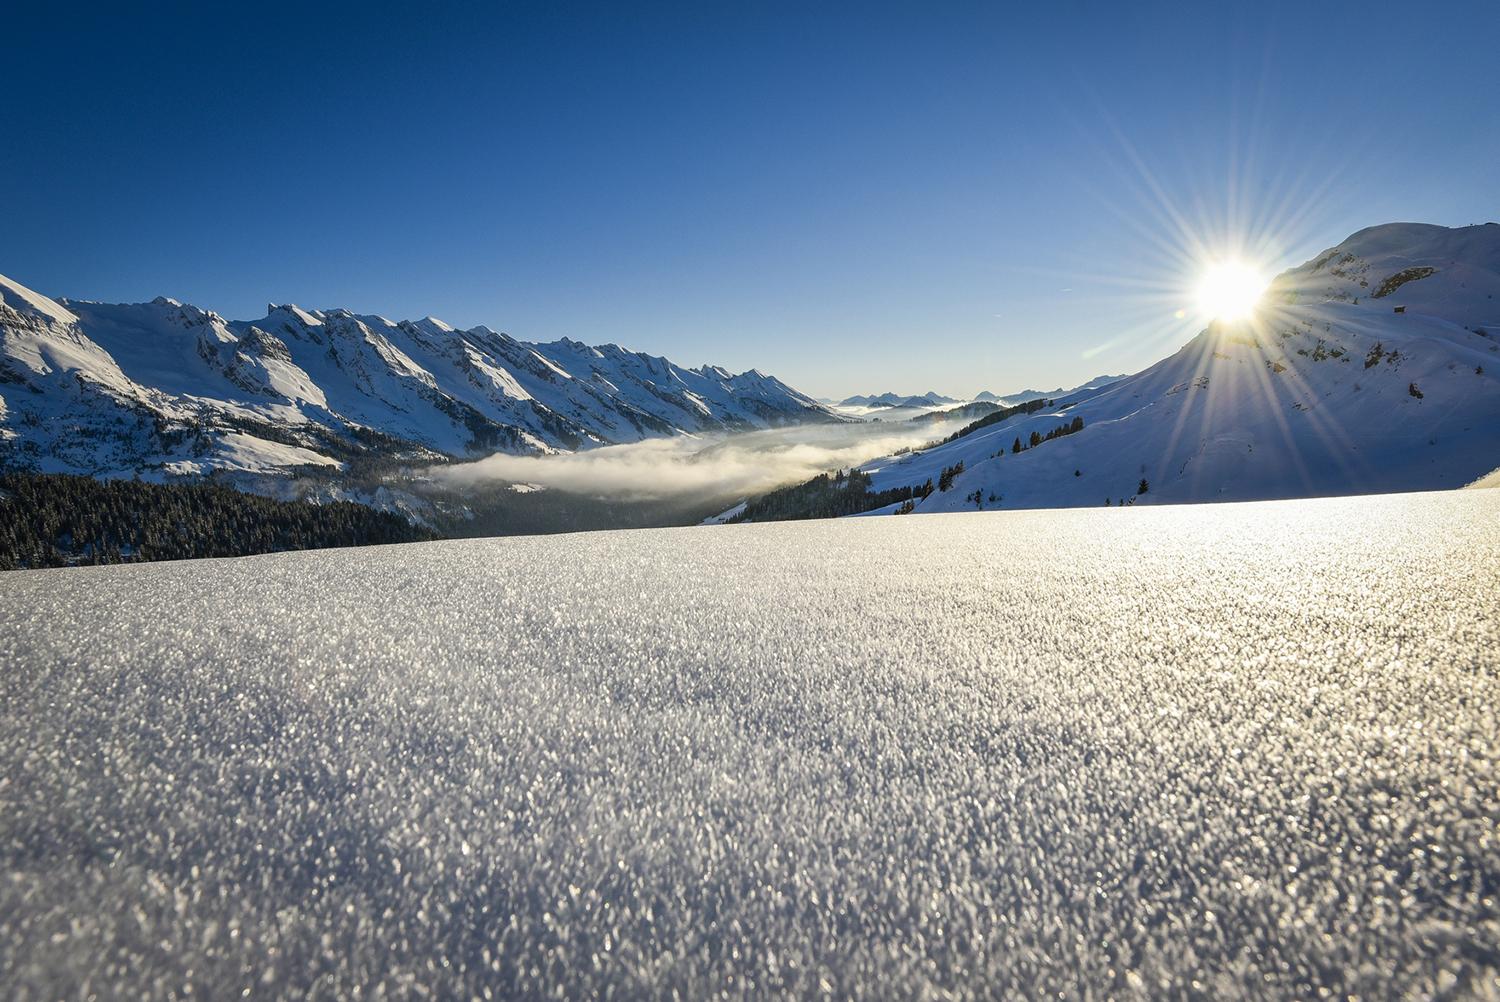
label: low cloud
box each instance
[432,421,959,501]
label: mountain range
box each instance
[832,378,1126,411]
[847,222,1500,513]
[837,391,963,408]
[6,221,1497,526]
[0,281,832,496]
[973,375,1127,405]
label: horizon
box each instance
[4,2,1497,399]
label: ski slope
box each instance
[3,489,1498,998]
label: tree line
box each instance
[936,396,1052,446]
[1012,416,1085,453]
[728,468,934,523]
[0,472,433,570]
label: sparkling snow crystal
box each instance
[2,491,1498,998]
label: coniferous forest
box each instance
[0,472,433,570]
[728,468,932,523]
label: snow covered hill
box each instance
[0,278,831,488]
[857,222,1500,513]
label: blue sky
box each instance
[3,1,1496,398]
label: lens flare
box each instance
[1195,261,1268,322]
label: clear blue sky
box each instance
[3,1,1496,398]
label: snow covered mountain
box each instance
[854,222,1500,513]
[839,390,962,408]
[836,380,1122,412]
[0,279,832,487]
[973,375,1125,405]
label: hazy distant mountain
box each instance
[838,383,1123,410]
[839,390,963,408]
[973,375,1126,405]
[0,280,834,496]
[847,222,1500,514]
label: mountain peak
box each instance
[0,273,79,326]
[265,303,324,327]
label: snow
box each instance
[60,298,244,400]
[281,304,324,327]
[529,348,573,379]
[700,499,747,523]
[1467,464,1500,489]
[0,275,79,326]
[2,489,1498,998]
[828,401,949,422]
[1297,221,1500,324]
[830,378,1124,424]
[464,348,534,401]
[252,354,329,408]
[844,499,909,516]
[861,223,1500,516]
[979,374,1127,407]
[414,315,455,335]
[0,320,137,394]
[212,431,342,471]
[2,275,832,484]
[840,390,962,408]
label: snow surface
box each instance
[3,489,1498,998]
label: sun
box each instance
[1195,260,1268,322]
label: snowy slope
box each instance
[861,222,1500,513]
[3,490,1498,998]
[973,374,1126,405]
[0,279,832,485]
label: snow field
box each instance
[1,490,1498,998]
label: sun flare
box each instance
[1195,260,1269,322]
